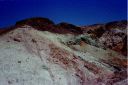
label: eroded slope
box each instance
[0,25,127,85]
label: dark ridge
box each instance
[81,20,127,36]
[57,22,78,29]
[56,22,83,34]
[85,24,104,27]
[15,17,54,27]
[15,17,83,34]
[81,24,105,38]
[105,20,127,30]
[15,17,61,34]
[15,17,127,35]
[0,26,16,35]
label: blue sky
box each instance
[0,0,127,27]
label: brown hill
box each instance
[15,17,82,35]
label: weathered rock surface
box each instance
[81,20,127,56]
[0,18,127,85]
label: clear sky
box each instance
[0,0,127,27]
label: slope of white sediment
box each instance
[0,27,79,85]
[0,26,127,85]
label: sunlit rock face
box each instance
[81,20,127,56]
[0,19,127,85]
[99,29,127,56]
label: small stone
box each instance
[18,61,21,63]
[13,38,21,42]
[8,80,13,84]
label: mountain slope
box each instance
[15,18,127,56]
[0,24,127,85]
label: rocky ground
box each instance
[0,18,127,85]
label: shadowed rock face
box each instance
[15,17,56,32]
[56,22,83,34]
[105,20,127,30]
[16,17,54,27]
[0,18,127,85]
[81,20,127,36]
[15,17,82,35]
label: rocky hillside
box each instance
[0,18,127,85]
[15,18,127,56]
[81,20,127,56]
